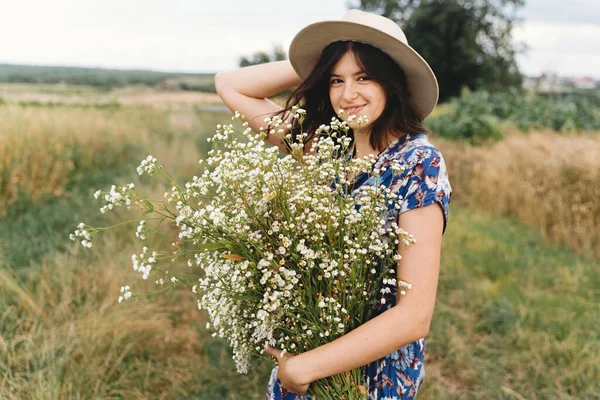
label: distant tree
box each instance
[238,45,287,67]
[348,0,525,101]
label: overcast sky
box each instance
[1,0,598,78]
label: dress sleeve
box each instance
[392,146,452,234]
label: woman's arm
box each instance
[214,61,302,153]
[266,203,444,394]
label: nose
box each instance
[342,82,359,102]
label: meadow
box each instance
[0,83,598,399]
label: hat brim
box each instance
[289,20,439,119]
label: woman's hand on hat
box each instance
[265,345,310,395]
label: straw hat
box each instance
[289,9,439,119]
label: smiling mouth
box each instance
[343,105,365,114]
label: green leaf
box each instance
[197,242,227,251]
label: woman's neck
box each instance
[352,129,377,159]
[352,129,398,159]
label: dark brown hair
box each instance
[275,41,427,155]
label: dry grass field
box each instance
[437,127,600,258]
[0,83,221,107]
[0,83,598,399]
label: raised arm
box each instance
[214,61,302,153]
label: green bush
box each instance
[425,89,503,144]
[426,88,600,144]
[496,90,600,132]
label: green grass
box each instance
[421,207,599,399]
[0,103,229,268]
[0,99,597,398]
[0,164,137,268]
[0,172,274,399]
[1,202,597,398]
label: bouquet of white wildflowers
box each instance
[71,108,415,399]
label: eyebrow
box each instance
[330,71,366,77]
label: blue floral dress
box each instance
[266,133,452,399]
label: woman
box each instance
[215,9,452,399]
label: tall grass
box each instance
[0,104,151,216]
[437,129,600,258]
[0,97,273,398]
[0,103,223,218]
[1,206,597,398]
[1,87,598,398]
[421,207,599,399]
[0,229,273,399]
[0,100,228,269]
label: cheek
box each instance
[368,92,383,112]
[329,90,337,108]
[329,87,341,102]
[374,91,386,115]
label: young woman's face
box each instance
[328,50,387,133]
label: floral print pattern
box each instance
[266,133,452,399]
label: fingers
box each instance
[264,345,289,362]
[264,345,276,359]
[264,345,281,361]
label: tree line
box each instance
[0,64,216,91]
